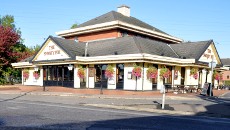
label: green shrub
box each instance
[224,80,230,86]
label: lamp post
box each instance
[209,58,216,97]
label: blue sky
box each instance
[1,0,229,58]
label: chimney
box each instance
[117,5,130,17]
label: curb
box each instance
[0,91,202,101]
[83,104,196,116]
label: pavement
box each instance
[0,84,230,118]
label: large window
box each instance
[164,66,172,84]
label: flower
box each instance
[105,65,114,79]
[23,69,29,79]
[132,64,142,78]
[77,66,85,79]
[146,66,158,79]
[160,65,171,79]
[190,68,198,79]
[33,71,40,79]
[213,71,222,80]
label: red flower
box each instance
[105,65,114,79]
[147,66,158,79]
[23,70,29,79]
[77,67,85,79]
[132,64,142,78]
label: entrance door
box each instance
[181,67,185,85]
[94,64,108,88]
[116,64,124,89]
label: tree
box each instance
[0,26,20,65]
[70,22,78,29]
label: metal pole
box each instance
[210,62,213,97]
[43,85,45,91]
[162,85,165,109]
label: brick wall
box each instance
[77,29,119,42]
[222,70,230,81]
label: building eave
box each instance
[56,21,183,43]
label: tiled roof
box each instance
[77,11,169,35]
[170,40,212,59]
[31,36,212,63]
[221,58,230,65]
[50,36,85,57]
[51,36,183,58]
[20,56,33,62]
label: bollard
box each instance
[43,85,46,91]
[160,85,165,109]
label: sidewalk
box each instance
[0,85,229,118]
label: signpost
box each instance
[208,57,216,97]
[160,85,166,109]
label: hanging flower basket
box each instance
[132,64,142,78]
[105,65,114,79]
[190,68,198,79]
[77,66,85,79]
[160,66,171,79]
[213,71,222,80]
[33,71,40,79]
[23,69,29,79]
[146,66,158,79]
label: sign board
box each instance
[88,68,95,77]
[108,77,115,85]
[127,72,132,79]
[201,83,209,95]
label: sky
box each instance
[1,0,230,58]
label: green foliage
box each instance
[70,23,78,29]
[0,15,15,29]
[224,81,230,86]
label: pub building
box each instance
[12,5,222,91]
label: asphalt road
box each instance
[0,94,229,130]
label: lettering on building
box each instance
[44,45,61,56]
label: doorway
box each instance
[116,64,124,89]
[181,67,185,85]
[94,64,108,88]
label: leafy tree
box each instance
[70,22,78,29]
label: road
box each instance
[0,94,229,130]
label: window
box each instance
[227,75,229,79]
[121,31,128,37]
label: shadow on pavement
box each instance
[0,91,34,102]
[0,115,229,130]
[194,94,230,118]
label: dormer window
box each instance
[121,31,128,37]
[74,37,78,42]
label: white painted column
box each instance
[74,65,80,88]
[39,68,43,86]
[143,63,152,90]
[157,64,163,90]
[107,64,116,89]
[184,67,190,85]
[88,64,95,88]
[207,70,212,83]
[174,66,181,85]
[22,70,24,85]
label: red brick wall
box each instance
[77,29,119,42]
[222,70,230,81]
